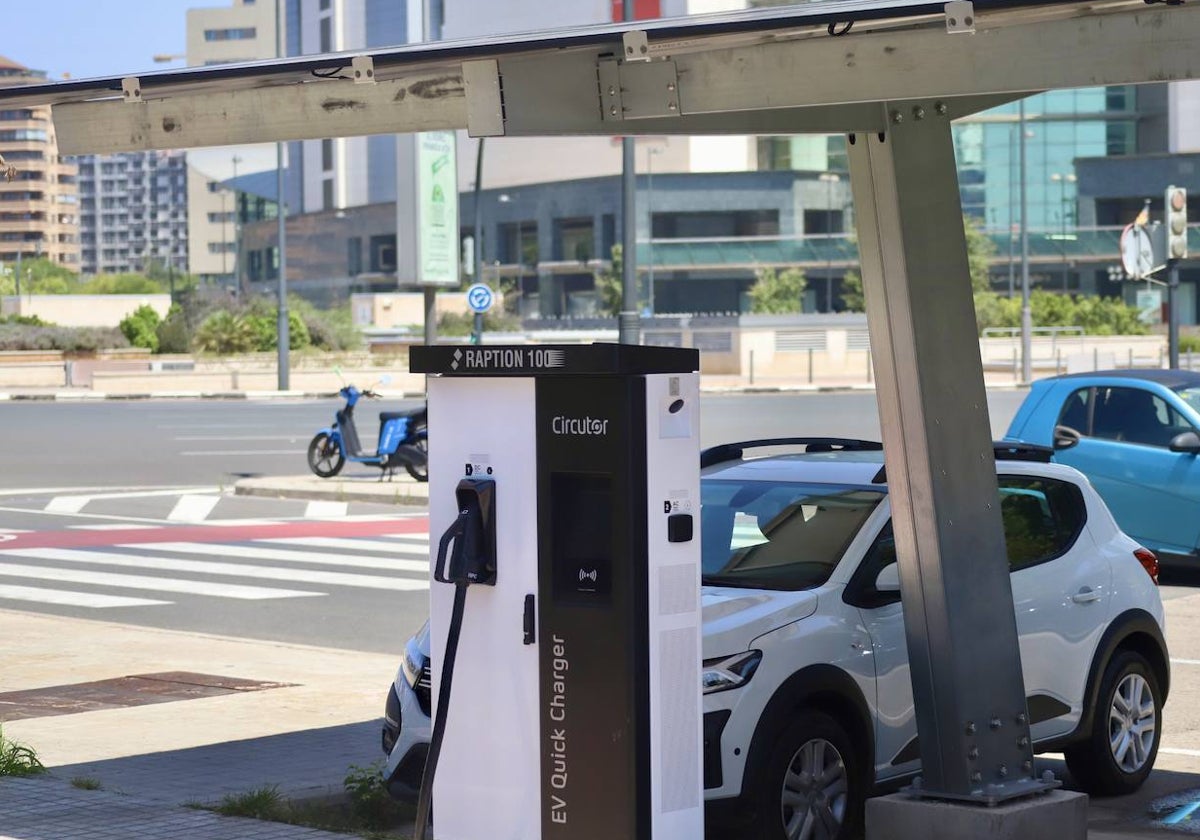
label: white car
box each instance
[382,438,1168,840]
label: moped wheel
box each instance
[308,433,345,478]
[404,437,429,483]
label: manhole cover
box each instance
[0,672,295,722]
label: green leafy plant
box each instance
[749,266,807,314]
[592,244,624,317]
[344,761,410,831]
[193,311,257,355]
[155,306,192,354]
[119,305,162,351]
[70,776,102,790]
[0,727,46,777]
[1180,334,1200,354]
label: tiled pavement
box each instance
[0,776,351,840]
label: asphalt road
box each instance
[0,390,1031,489]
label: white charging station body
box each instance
[416,344,704,840]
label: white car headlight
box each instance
[702,650,762,695]
[401,642,426,689]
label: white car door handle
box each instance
[1072,587,1101,604]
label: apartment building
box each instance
[0,56,78,270]
[185,0,280,285]
[76,151,189,276]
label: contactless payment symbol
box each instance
[466,283,494,314]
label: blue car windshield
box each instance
[701,480,884,591]
[1176,386,1200,415]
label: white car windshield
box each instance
[701,480,884,591]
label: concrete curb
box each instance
[235,475,431,506]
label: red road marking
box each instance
[0,517,430,552]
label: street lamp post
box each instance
[1019,100,1033,384]
[819,172,841,313]
[1050,172,1076,292]
[646,146,661,316]
[231,154,242,295]
[275,0,289,389]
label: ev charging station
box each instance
[8,3,1200,836]
[410,343,704,840]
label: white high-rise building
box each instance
[185,0,281,285]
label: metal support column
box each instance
[617,0,640,345]
[848,105,1049,807]
[1168,261,1181,369]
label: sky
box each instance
[10,0,201,82]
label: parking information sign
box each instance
[417,131,459,287]
[467,283,495,314]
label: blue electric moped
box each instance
[307,378,428,482]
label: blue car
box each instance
[1006,369,1200,566]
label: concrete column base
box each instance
[866,789,1087,840]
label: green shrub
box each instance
[193,311,257,355]
[119,305,162,351]
[0,727,45,777]
[344,761,409,830]
[79,274,165,295]
[0,324,128,352]
[1179,334,1200,354]
[155,307,192,354]
[0,314,50,326]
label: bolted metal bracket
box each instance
[904,770,1060,807]
[351,56,376,84]
[945,1,976,34]
[121,77,143,103]
[597,58,680,122]
[622,30,652,62]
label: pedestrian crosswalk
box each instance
[0,531,432,611]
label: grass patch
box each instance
[70,777,102,791]
[0,727,45,777]
[199,763,416,838]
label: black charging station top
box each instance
[410,343,699,377]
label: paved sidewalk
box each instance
[0,775,350,840]
[235,474,430,506]
[0,608,404,837]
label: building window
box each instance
[557,218,594,262]
[319,17,333,52]
[207,211,236,223]
[370,234,397,272]
[348,236,362,276]
[322,138,334,172]
[204,27,257,41]
[319,0,331,9]
[0,129,47,142]
[322,178,335,210]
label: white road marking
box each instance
[70,524,159,531]
[305,501,348,519]
[373,534,432,545]
[0,583,169,609]
[265,537,430,557]
[1160,747,1200,758]
[0,562,321,600]
[146,542,428,573]
[1170,658,1200,666]
[167,494,221,522]
[178,450,300,457]
[5,547,428,591]
[173,435,308,441]
[44,497,90,514]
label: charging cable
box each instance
[413,507,471,840]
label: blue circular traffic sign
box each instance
[466,283,494,314]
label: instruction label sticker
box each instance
[464,454,494,477]
[663,489,692,515]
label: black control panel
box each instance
[536,375,650,840]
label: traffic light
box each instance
[1166,185,1188,261]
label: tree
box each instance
[840,215,996,313]
[749,267,807,314]
[592,244,624,317]
[119,305,162,352]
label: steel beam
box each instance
[847,106,1040,803]
[51,72,467,155]
[35,2,1200,153]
